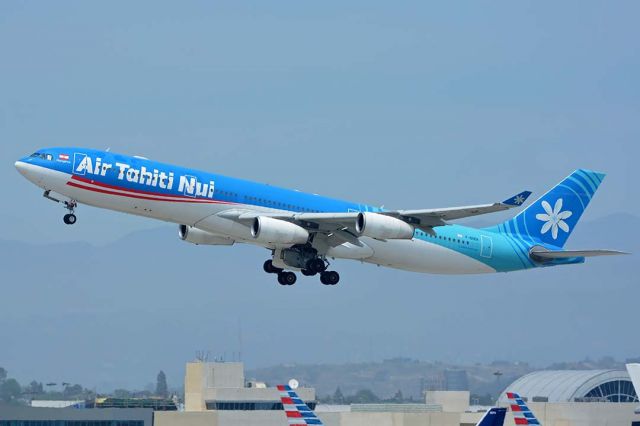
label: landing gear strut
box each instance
[44,190,78,225]
[262,248,340,286]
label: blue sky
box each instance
[1,1,639,389]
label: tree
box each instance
[27,381,44,395]
[1,378,22,402]
[351,389,380,404]
[156,371,168,398]
[332,387,345,404]
[392,389,404,402]
[63,384,84,398]
[0,368,7,383]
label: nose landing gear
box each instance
[43,190,78,225]
[63,213,77,225]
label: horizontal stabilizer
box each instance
[530,248,629,259]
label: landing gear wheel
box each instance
[63,214,77,225]
[320,271,340,285]
[263,260,283,274]
[278,271,297,286]
[307,258,327,273]
[301,269,316,277]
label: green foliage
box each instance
[0,368,7,382]
[1,378,22,402]
[26,381,44,395]
[349,389,380,404]
[63,384,84,398]
[332,387,344,404]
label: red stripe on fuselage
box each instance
[66,180,227,204]
[70,174,231,203]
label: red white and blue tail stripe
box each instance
[277,385,323,426]
[506,392,540,425]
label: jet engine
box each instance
[251,216,309,246]
[355,212,414,240]
[178,225,234,245]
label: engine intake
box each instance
[355,212,414,240]
[251,216,309,246]
[178,225,234,245]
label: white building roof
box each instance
[498,370,633,403]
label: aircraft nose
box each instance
[15,158,44,186]
[15,160,28,176]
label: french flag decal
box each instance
[58,153,70,161]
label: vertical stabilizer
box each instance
[626,363,640,413]
[476,407,506,426]
[277,384,323,426]
[506,392,541,425]
[490,169,605,248]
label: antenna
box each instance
[238,318,243,362]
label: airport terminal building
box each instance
[2,362,639,426]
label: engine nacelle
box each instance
[251,216,309,246]
[355,212,414,239]
[178,225,234,245]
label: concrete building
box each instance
[184,361,315,412]
[0,405,153,426]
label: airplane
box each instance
[476,407,507,426]
[506,392,540,425]
[625,363,640,414]
[277,384,323,426]
[15,147,626,286]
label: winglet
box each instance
[502,191,532,207]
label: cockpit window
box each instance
[30,152,53,161]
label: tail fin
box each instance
[506,392,540,425]
[491,169,605,247]
[277,384,323,426]
[476,407,506,426]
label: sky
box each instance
[0,1,639,390]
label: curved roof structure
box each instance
[498,370,637,403]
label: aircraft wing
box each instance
[218,190,532,232]
[529,248,629,259]
[384,190,532,227]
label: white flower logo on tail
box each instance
[536,198,572,240]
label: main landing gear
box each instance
[263,259,340,286]
[44,190,78,225]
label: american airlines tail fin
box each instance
[277,384,323,426]
[490,169,606,248]
[506,392,540,425]
[476,407,506,426]
[626,363,640,414]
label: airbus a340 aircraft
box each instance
[15,148,625,285]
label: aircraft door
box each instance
[480,235,493,258]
